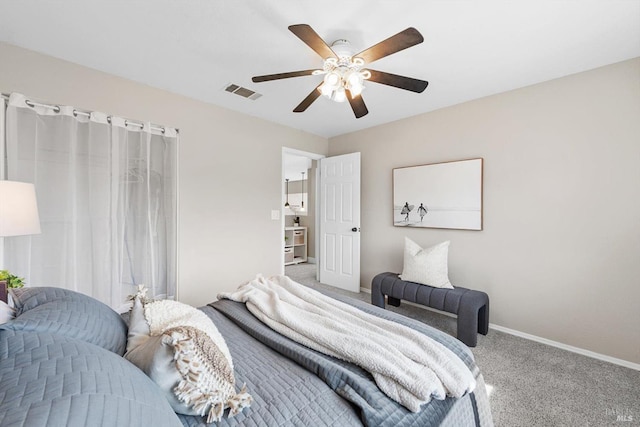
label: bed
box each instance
[0,284,493,427]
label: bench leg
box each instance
[388,296,401,307]
[477,304,489,335]
[371,280,386,308]
[457,307,480,347]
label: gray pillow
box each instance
[1,286,128,355]
[0,329,183,427]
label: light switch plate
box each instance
[271,210,280,220]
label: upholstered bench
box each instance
[371,272,489,347]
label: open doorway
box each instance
[282,148,324,280]
[282,149,362,291]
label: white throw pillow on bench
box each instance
[399,238,454,289]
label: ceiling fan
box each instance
[252,24,428,119]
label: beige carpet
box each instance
[286,263,640,427]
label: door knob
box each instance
[351,227,360,232]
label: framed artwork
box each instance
[393,158,483,230]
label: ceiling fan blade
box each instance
[293,83,323,113]
[367,69,428,93]
[289,24,337,59]
[354,27,424,64]
[346,90,369,118]
[252,69,318,83]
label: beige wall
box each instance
[2,41,638,364]
[0,42,328,306]
[329,58,640,364]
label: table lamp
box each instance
[0,181,41,303]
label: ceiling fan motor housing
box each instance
[330,39,354,62]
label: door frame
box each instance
[281,147,325,277]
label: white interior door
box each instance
[319,152,360,292]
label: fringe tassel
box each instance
[165,331,252,424]
[226,384,253,418]
[126,284,152,304]
[207,402,224,424]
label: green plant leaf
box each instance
[0,270,25,288]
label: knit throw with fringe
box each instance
[135,294,252,423]
[163,325,252,423]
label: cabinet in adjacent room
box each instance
[284,226,307,265]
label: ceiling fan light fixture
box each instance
[324,57,338,68]
[345,70,359,86]
[349,83,363,97]
[324,71,341,87]
[352,57,365,67]
[317,51,367,103]
[332,86,347,103]
[345,71,365,96]
[319,82,333,96]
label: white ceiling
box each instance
[1,1,638,138]
[283,154,312,182]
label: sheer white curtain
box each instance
[0,96,5,267]
[111,117,177,304]
[3,93,177,310]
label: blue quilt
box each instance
[207,296,493,427]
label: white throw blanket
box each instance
[219,275,476,412]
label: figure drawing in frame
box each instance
[400,202,414,221]
[418,203,428,222]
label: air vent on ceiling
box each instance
[223,83,262,100]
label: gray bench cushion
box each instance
[372,272,489,347]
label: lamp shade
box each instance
[0,181,41,237]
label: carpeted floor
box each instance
[286,263,640,427]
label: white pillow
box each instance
[399,238,454,289]
[0,300,16,324]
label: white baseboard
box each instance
[359,287,640,371]
[488,323,640,371]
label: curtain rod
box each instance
[1,92,178,135]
